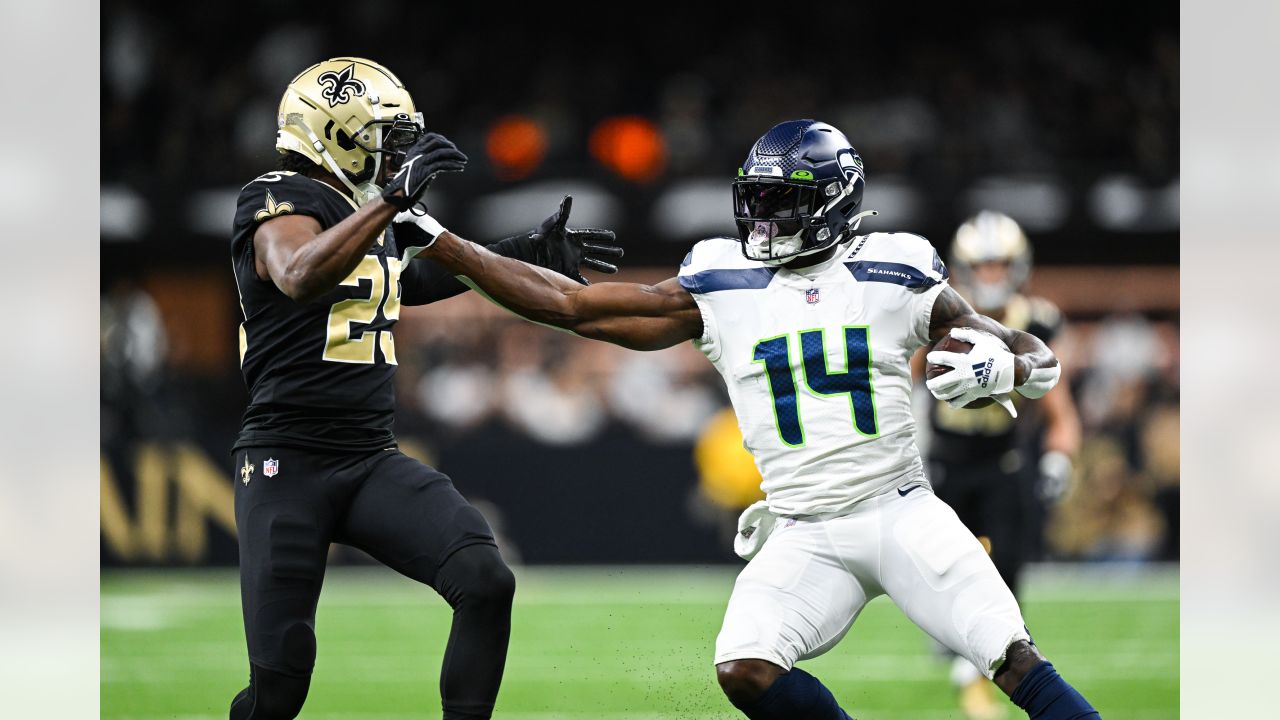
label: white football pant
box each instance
[715,483,1030,678]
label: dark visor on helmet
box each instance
[354,113,425,176]
[382,124,420,153]
[733,181,816,220]
[353,113,425,155]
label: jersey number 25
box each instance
[324,255,402,364]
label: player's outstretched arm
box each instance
[423,231,703,351]
[397,196,624,306]
[927,286,1061,404]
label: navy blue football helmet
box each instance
[732,120,871,264]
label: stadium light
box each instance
[486,115,548,181]
[589,116,665,183]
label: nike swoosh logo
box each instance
[897,483,925,497]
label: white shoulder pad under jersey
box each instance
[677,237,766,361]
[678,232,950,516]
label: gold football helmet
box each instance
[276,57,424,204]
[949,210,1033,312]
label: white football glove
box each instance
[393,209,448,265]
[926,327,1018,417]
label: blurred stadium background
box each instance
[101,3,1178,718]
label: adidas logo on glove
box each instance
[972,359,994,388]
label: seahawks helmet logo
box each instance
[836,148,863,183]
[317,63,366,108]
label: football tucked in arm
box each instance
[925,335,996,409]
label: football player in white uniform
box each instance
[413,120,1100,720]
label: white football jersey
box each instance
[679,233,949,516]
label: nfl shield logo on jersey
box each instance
[263,458,279,477]
[806,288,820,304]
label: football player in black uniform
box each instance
[923,211,1082,720]
[228,57,621,720]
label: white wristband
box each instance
[1015,364,1061,399]
[393,210,448,263]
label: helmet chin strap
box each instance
[365,94,386,203]
[799,208,879,257]
[293,118,383,205]
[800,172,875,254]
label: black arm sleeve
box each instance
[399,228,539,306]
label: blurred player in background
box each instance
[228,58,619,719]
[922,212,1082,719]
[415,120,1100,720]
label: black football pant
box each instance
[228,446,514,720]
[928,456,1031,596]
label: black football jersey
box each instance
[231,171,409,452]
[928,293,1064,464]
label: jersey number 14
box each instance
[752,326,879,447]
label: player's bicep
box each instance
[928,286,1011,343]
[252,214,323,284]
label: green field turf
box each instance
[102,565,1178,719]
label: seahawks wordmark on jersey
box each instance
[680,233,948,517]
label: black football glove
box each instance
[528,196,623,284]
[381,132,468,212]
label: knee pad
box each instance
[252,620,317,678]
[437,544,515,609]
[230,664,312,720]
[279,622,317,670]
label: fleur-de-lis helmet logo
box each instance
[317,63,367,108]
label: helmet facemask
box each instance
[334,109,425,204]
[970,271,1017,312]
[734,179,812,263]
[353,111,425,180]
[733,174,870,265]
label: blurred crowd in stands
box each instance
[104,5,1176,186]
[102,5,1178,266]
